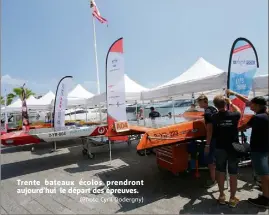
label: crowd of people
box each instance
[135,93,268,208]
[137,92,269,208]
[197,90,269,209]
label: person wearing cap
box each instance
[197,94,218,188]
[227,89,269,208]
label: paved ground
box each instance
[1,140,268,214]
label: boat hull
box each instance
[1,125,108,146]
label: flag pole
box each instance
[92,15,100,95]
[91,11,103,140]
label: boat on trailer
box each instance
[0,124,107,146]
[0,124,109,158]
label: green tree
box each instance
[6,87,35,105]
[1,96,5,105]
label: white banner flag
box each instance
[106,38,127,125]
[53,76,73,131]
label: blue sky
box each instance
[1,0,268,95]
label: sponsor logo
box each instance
[235,77,247,90]
[108,102,124,107]
[114,121,129,133]
[112,59,118,67]
[69,128,91,135]
[233,57,255,66]
[97,126,107,134]
[110,58,120,72]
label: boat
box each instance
[106,113,253,151]
[0,124,108,146]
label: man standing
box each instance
[227,90,269,208]
[197,94,218,187]
[149,107,160,119]
[212,95,241,207]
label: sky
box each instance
[1,0,268,96]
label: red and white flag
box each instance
[90,0,107,24]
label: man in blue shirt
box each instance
[197,94,218,188]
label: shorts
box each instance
[205,139,216,165]
[215,149,239,175]
[251,152,269,176]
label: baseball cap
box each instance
[250,96,266,106]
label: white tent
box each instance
[86,74,149,106]
[65,84,94,107]
[4,98,21,112]
[68,84,94,99]
[141,57,227,101]
[4,95,51,112]
[249,74,268,97]
[26,95,38,103]
[25,91,55,110]
[38,91,55,104]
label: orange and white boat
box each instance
[106,113,253,152]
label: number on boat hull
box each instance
[48,131,66,138]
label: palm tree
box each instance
[1,96,5,105]
[6,87,35,105]
[6,93,16,105]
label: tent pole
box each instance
[141,94,146,126]
[172,98,176,124]
[135,101,138,125]
[85,106,88,122]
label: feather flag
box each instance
[90,0,107,24]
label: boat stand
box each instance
[81,137,110,159]
[50,141,57,153]
[81,138,95,159]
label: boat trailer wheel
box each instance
[137,149,152,156]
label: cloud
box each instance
[1,75,99,95]
[1,74,59,94]
[1,74,27,86]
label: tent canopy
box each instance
[250,74,268,97]
[253,74,268,90]
[86,74,149,106]
[66,84,95,107]
[68,84,94,99]
[141,57,227,101]
[39,91,55,104]
[155,57,224,89]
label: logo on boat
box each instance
[97,126,107,134]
